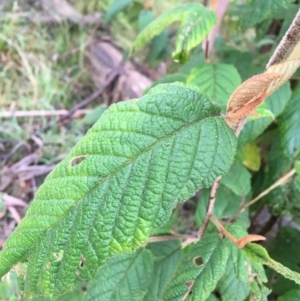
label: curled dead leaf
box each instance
[265,59,300,96]
[226,73,282,119]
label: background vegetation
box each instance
[1,0,300,300]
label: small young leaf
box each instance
[0,83,237,298]
[162,234,229,301]
[134,3,217,63]
[86,249,153,301]
[187,63,241,109]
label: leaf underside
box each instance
[0,83,237,298]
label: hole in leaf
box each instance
[71,156,86,167]
[185,280,194,289]
[81,286,87,292]
[193,256,203,267]
[79,261,85,268]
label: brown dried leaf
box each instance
[236,234,266,249]
[226,73,282,119]
[265,59,300,95]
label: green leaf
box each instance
[224,225,270,300]
[0,83,237,298]
[217,260,249,301]
[104,0,133,23]
[295,161,300,175]
[162,234,229,301]
[144,241,183,301]
[279,85,300,158]
[244,236,300,293]
[248,106,274,121]
[264,82,291,117]
[221,163,251,196]
[238,116,273,145]
[239,0,294,30]
[134,3,217,63]
[195,185,250,230]
[242,142,261,171]
[278,289,300,301]
[86,249,153,301]
[267,227,300,295]
[295,176,300,193]
[187,63,242,109]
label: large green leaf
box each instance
[162,234,229,301]
[86,249,153,301]
[134,3,217,63]
[279,85,300,158]
[0,83,237,298]
[187,63,241,109]
[239,0,294,30]
[144,241,183,301]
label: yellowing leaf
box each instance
[243,142,261,171]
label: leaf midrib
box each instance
[14,113,221,260]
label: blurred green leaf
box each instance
[187,63,241,109]
[278,289,300,301]
[279,85,300,159]
[134,3,217,63]
[239,0,294,30]
[267,227,300,295]
[264,82,291,117]
[221,163,251,196]
[104,0,133,23]
[242,142,261,171]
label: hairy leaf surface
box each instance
[134,3,217,63]
[0,83,237,298]
[86,249,153,301]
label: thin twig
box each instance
[228,168,296,223]
[147,234,196,243]
[198,176,222,239]
[0,109,91,118]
